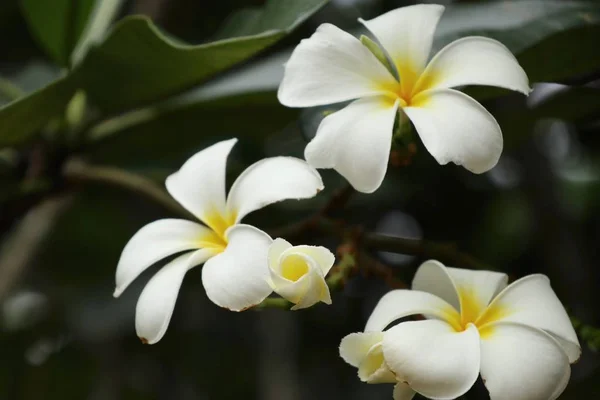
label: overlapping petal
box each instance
[202,224,273,311]
[278,23,397,107]
[227,157,324,222]
[393,382,416,400]
[364,289,459,332]
[418,37,531,95]
[135,249,214,345]
[485,274,581,362]
[339,331,396,383]
[165,138,236,228]
[114,219,214,297]
[383,320,480,399]
[412,260,508,317]
[479,322,571,400]
[305,96,399,193]
[404,89,503,173]
[360,4,444,81]
[268,239,332,309]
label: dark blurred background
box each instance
[0,0,600,398]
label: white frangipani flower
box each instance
[267,238,335,310]
[278,4,531,193]
[340,260,580,400]
[113,138,324,344]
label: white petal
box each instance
[383,320,480,399]
[135,249,213,344]
[364,289,459,332]
[202,224,273,311]
[393,382,416,400]
[226,157,323,222]
[288,245,335,275]
[269,249,330,309]
[114,219,213,297]
[339,331,396,384]
[278,23,397,107]
[404,89,503,173]
[420,37,530,95]
[484,274,581,362]
[268,238,293,268]
[165,139,236,228]
[412,260,508,318]
[480,322,571,400]
[359,5,445,77]
[305,96,398,193]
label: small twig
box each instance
[62,159,193,219]
[0,195,74,301]
[361,232,494,271]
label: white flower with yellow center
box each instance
[113,138,324,344]
[340,260,580,400]
[267,238,335,310]
[278,4,531,193]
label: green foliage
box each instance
[0,73,81,147]
[215,0,329,38]
[20,0,95,66]
[79,0,328,112]
[571,316,600,351]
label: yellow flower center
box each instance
[444,286,512,339]
[197,209,237,253]
[280,254,309,282]
[377,61,440,108]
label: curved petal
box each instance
[269,249,330,310]
[227,157,324,222]
[339,331,396,384]
[418,37,530,95]
[305,96,398,193]
[393,382,416,400]
[412,260,508,322]
[278,23,397,107]
[268,238,293,268]
[480,322,571,400]
[165,139,236,229]
[285,245,335,276]
[483,274,581,363]
[359,4,444,89]
[202,224,273,311]
[383,320,480,399]
[114,219,213,297]
[404,89,503,174]
[365,290,459,332]
[135,249,213,344]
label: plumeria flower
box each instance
[268,238,335,310]
[113,138,324,344]
[278,4,531,193]
[340,260,580,400]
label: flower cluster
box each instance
[113,3,581,399]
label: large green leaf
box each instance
[80,0,328,113]
[0,73,80,147]
[20,0,95,66]
[215,0,327,39]
[86,91,298,168]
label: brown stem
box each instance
[63,159,193,219]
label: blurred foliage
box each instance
[0,0,599,399]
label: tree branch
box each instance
[63,159,192,219]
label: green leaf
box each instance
[215,0,327,38]
[533,86,600,122]
[0,73,80,147]
[435,1,600,83]
[86,91,298,167]
[79,0,328,112]
[20,0,95,66]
